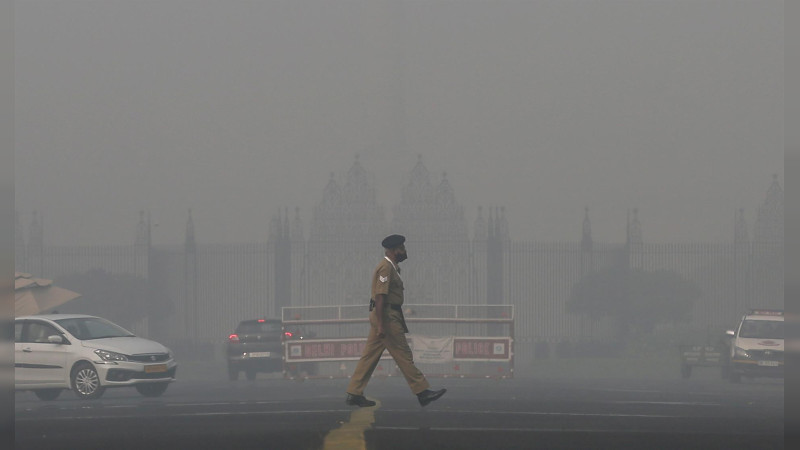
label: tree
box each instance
[568,267,702,337]
[55,269,148,331]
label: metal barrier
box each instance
[281,304,514,380]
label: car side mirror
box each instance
[725,330,735,337]
[47,335,65,344]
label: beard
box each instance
[396,251,408,263]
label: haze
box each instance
[14,0,783,246]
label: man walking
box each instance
[345,234,447,407]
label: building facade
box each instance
[15,160,783,356]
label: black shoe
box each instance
[345,393,376,407]
[417,388,446,407]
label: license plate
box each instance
[757,360,779,367]
[249,352,271,358]
[144,364,167,373]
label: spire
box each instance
[411,154,425,178]
[29,211,43,246]
[185,209,196,250]
[311,157,387,241]
[473,206,487,240]
[402,154,432,204]
[393,155,467,241]
[754,174,783,243]
[629,208,642,245]
[135,211,145,245]
[344,154,374,205]
[435,171,456,208]
[627,208,642,246]
[581,207,592,251]
[321,172,341,207]
[488,206,496,237]
[346,154,366,183]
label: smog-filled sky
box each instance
[14,0,783,246]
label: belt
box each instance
[368,300,408,333]
[369,300,402,312]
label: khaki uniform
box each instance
[346,257,430,395]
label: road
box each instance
[15,367,783,449]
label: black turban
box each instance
[381,234,405,249]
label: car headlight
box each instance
[94,349,129,362]
[734,347,752,359]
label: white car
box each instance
[15,314,177,400]
[725,309,783,383]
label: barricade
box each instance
[280,304,514,379]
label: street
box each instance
[15,364,784,449]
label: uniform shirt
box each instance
[371,256,404,306]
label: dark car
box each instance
[226,318,286,381]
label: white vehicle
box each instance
[15,314,177,400]
[725,309,783,383]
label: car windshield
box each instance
[55,317,135,340]
[739,320,783,339]
[237,321,282,334]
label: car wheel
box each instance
[228,365,239,381]
[34,389,63,401]
[245,369,257,381]
[135,382,169,397]
[71,362,106,400]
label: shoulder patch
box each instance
[379,275,388,283]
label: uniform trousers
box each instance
[346,308,430,395]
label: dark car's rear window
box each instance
[236,321,282,334]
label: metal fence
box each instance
[17,239,783,352]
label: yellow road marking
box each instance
[322,399,381,450]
